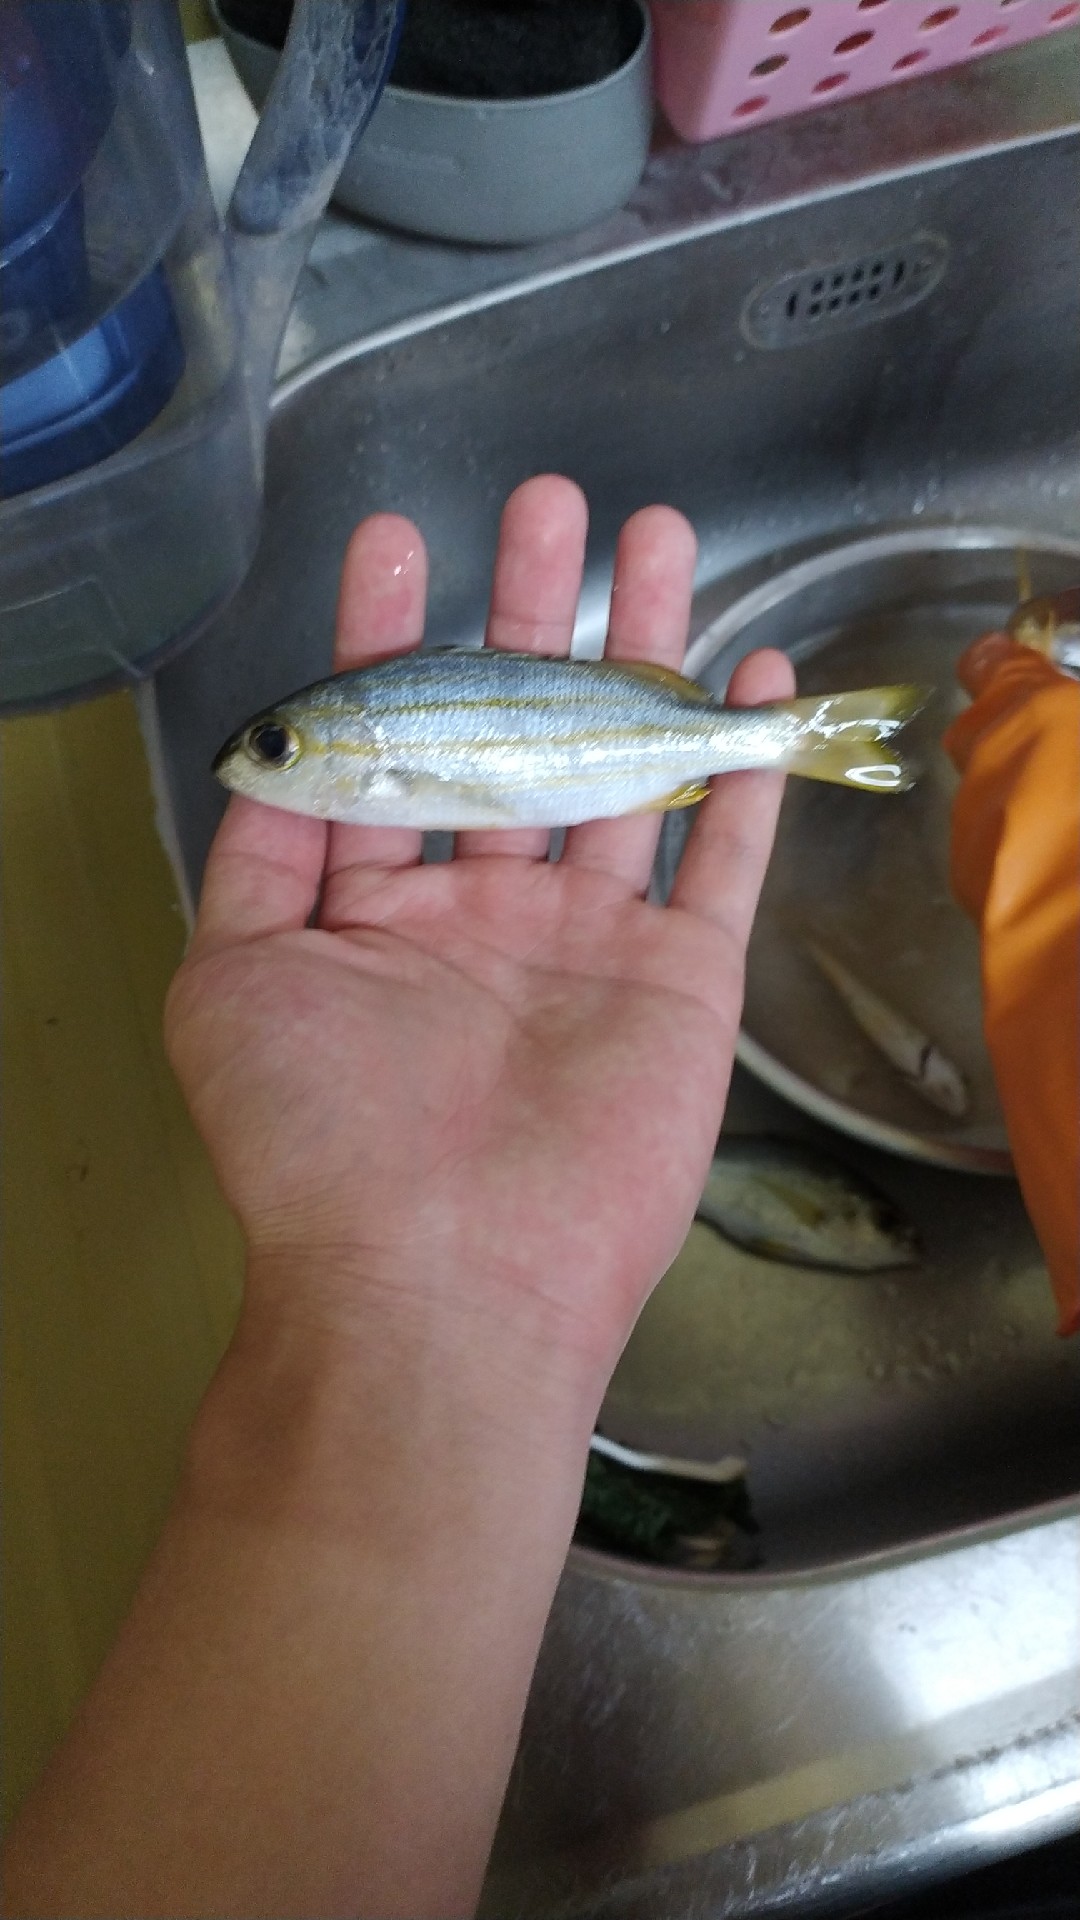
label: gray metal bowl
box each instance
[672,527,1080,1177]
[213,0,653,246]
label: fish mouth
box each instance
[212,727,245,777]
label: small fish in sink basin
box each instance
[697,1135,920,1273]
[806,941,970,1121]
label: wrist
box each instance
[184,1248,606,1551]
[241,1231,615,1419]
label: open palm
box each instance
[166,478,792,1379]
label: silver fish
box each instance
[806,941,969,1120]
[214,650,927,831]
[697,1135,920,1272]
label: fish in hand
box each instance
[214,649,928,831]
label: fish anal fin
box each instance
[633,779,711,814]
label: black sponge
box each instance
[218,0,643,98]
[392,0,642,100]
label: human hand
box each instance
[166,475,793,1395]
[2,483,795,1920]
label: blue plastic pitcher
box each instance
[0,0,404,711]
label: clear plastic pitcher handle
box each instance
[226,0,405,425]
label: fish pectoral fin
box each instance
[622,661,714,703]
[633,779,712,814]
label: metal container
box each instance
[661,530,1080,1176]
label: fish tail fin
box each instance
[776,685,929,792]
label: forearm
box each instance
[3,1266,603,1920]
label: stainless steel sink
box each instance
[151,38,1080,1917]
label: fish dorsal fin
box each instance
[621,661,713,703]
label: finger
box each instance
[456,474,588,862]
[190,796,326,956]
[319,516,429,923]
[561,506,697,893]
[670,648,796,952]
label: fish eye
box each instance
[245,721,300,769]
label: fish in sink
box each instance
[697,1135,920,1273]
[213,649,928,830]
[806,940,969,1120]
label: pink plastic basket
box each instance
[650,0,1080,143]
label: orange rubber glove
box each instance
[943,636,1079,1336]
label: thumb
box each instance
[190,796,326,956]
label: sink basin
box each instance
[152,42,1080,1916]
